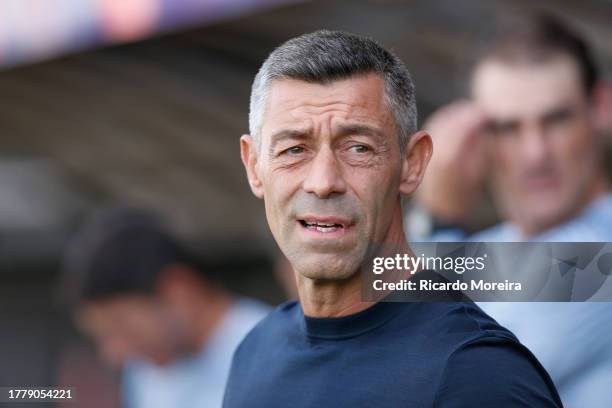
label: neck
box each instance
[297,204,413,318]
[519,173,609,238]
[297,273,368,318]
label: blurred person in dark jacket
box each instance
[409,14,612,408]
[64,207,270,408]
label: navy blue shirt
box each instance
[224,297,562,407]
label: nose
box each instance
[521,124,552,166]
[302,147,347,198]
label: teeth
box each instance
[316,225,339,232]
[302,220,342,232]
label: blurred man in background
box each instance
[64,207,270,408]
[410,14,612,407]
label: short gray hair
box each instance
[249,30,417,152]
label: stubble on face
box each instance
[256,74,403,283]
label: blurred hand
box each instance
[415,100,489,224]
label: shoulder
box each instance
[380,300,522,371]
[248,299,299,332]
[402,300,517,342]
[432,319,562,407]
[226,301,299,386]
[232,300,299,356]
[370,301,561,406]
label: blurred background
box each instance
[0,0,611,407]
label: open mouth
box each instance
[298,219,345,233]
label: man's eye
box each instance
[350,144,370,153]
[487,122,519,137]
[286,146,305,155]
[544,110,573,127]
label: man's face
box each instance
[472,56,602,234]
[77,295,186,368]
[243,74,413,281]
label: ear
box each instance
[591,81,612,131]
[240,134,264,199]
[399,130,433,196]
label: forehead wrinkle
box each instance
[334,123,387,142]
[287,101,388,129]
[266,121,389,159]
[274,89,384,119]
[262,76,393,150]
[266,109,391,153]
[269,104,376,135]
[284,102,373,124]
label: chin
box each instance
[292,252,362,282]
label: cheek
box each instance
[123,309,166,344]
[553,123,594,164]
[263,175,297,233]
[263,197,281,240]
[132,321,174,356]
[347,167,397,224]
[547,121,598,188]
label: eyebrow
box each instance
[267,123,386,154]
[485,118,519,132]
[485,104,577,133]
[541,106,575,123]
[335,123,385,140]
[268,129,311,155]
